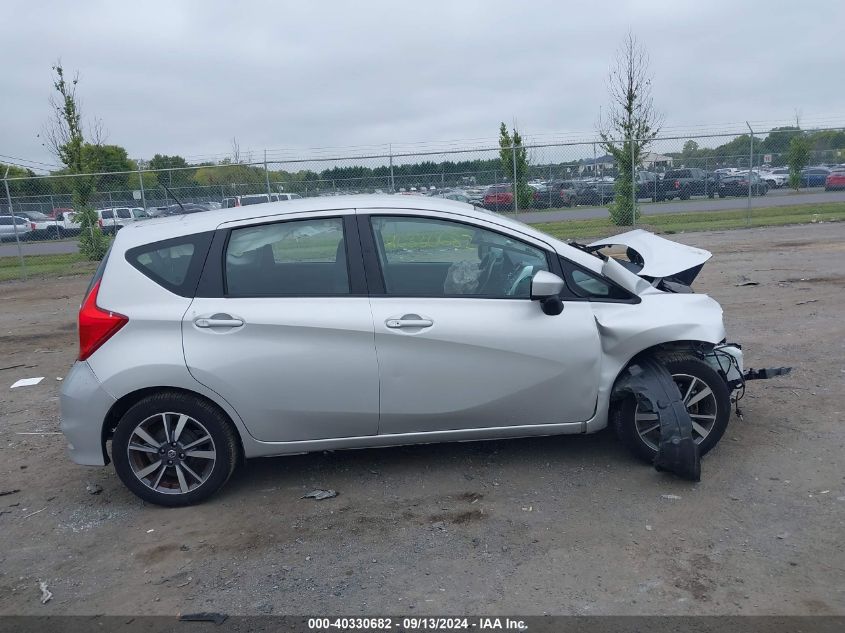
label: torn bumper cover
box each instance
[615,357,701,481]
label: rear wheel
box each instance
[111,391,239,506]
[613,353,731,464]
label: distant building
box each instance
[579,154,616,174]
[641,152,674,169]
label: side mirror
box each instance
[530,271,565,316]
[530,270,565,299]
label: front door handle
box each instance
[385,315,434,329]
[194,315,244,328]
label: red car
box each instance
[825,170,845,191]
[482,184,514,211]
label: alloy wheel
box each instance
[634,373,719,452]
[126,412,217,495]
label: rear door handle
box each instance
[194,316,244,328]
[385,315,434,329]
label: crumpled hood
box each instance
[589,229,712,283]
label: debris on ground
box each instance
[734,275,759,287]
[23,507,47,519]
[86,483,103,495]
[661,494,682,501]
[38,581,52,604]
[301,489,338,500]
[0,489,20,497]
[179,612,228,625]
[10,377,45,389]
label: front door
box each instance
[182,213,379,443]
[364,214,601,436]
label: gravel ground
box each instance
[0,222,843,616]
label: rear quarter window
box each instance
[126,232,214,297]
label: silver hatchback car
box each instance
[61,195,765,506]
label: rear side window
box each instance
[101,210,114,219]
[117,209,132,219]
[224,217,348,296]
[126,232,214,297]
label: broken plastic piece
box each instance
[615,357,701,482]
[301,489,338,500]
[744,367,792,381]
[38,581,52,604]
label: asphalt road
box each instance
[2,188,844,257]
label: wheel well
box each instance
[610,340,716,402]
[101,387,244,466]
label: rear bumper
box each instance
[59,361,116,466]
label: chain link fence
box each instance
[3,127,844,281]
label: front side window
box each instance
[225,217,348,296]
[370,216,548,298]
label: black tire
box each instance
[111,391,239,506]
[612,352,731,464]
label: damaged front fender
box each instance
[614,356,701,481]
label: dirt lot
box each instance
[0,222,843,616]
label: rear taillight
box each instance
[78,280,128,361]
[98,218,103,228]
[674,180,680,189]
[31,222,37,230]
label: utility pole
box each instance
[389,144,395,193]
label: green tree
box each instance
[599,34,661,225]
[44,63,109,260]
[786,134,810,190]
[682,140,699,157]
[498,122,531,210]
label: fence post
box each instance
[389,145,395,193]
[264,150,272,196]
[746,122,754,227]
[630,138,637,225]
[512,141,519,214]
[3,169,27,280]
[137,164,147,211]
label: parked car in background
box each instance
[531,180,578,209]
[222,193,302,208]
[53,210,82,236]
[97,207,150,234]
[758,168,789,188]
[11,210,58,239]
[800,167,831,187]
[657,168,716,201]
[635,171,660,201]
[482,184,514,211]
[48,207,74,220]
[575,179,616,206]
[825,169,845,191]
[149,203,212,217]
[0,215,34,241]
[718,172,768,197]
[60,195,764,505]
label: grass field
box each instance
[2,202,843,282]
[0,252,97,283]
[530,201,845,241]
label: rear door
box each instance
[182,210,380,442]
[362,212,601,436]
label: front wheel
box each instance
[111,391,239,506]
[612,353,731,464]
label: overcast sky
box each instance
[3,0,845,170]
